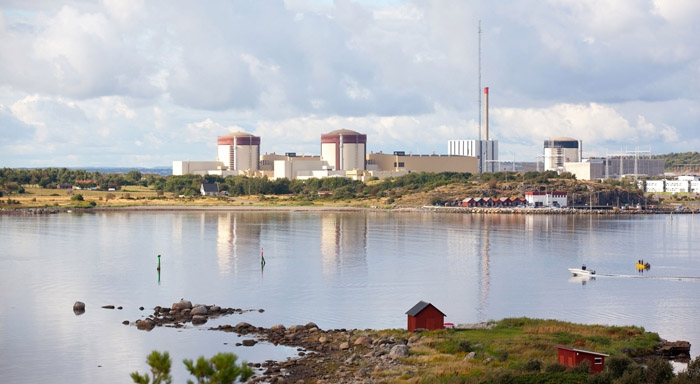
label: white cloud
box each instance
[0,0,697,168]
[652,0,700,23]
[493,103,679,157]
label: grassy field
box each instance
[351,317,663,383]
[1,186,390,210]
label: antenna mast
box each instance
[478,20,482,141]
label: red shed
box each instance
[405,301,446,332]
[557,346,608,373]
[462,198,476,207]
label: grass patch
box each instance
[378,318,664,383]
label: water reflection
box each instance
[568,276,595,285]
[320,213,367,276]
[215,213,263,275]
[478,220,491,322]
[2,212,699,383]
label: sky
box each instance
[1,0,698,168]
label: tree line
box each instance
[0,166,578,201]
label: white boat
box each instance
[568,265,596,276]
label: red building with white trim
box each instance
[556,346,608,373]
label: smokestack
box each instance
[483,87,489,141]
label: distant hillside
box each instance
[75,166,172,176]
[652,152,700,171]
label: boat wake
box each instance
[594,273,700,282]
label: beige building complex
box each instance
[174,129,478,180]
[367,152,477,174]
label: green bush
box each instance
[646,358,674,384]
[545,363,567,373]
[458,340,472,353]
[523,359,542,372]
[606,355,633,378]
[131,350,252,384]
[568,360,590,374]
[616,365,646,384]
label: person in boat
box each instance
[581,264,586,271]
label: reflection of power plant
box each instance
[477,220,490,322]
[447,216,490,322]
[320,214,368,275]
[216,213,262,274]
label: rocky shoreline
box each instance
[98,299,691,384]
[120,299,414,383]
[419,205,694,215]
[3,204,695,216]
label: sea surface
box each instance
[1,210,698,382]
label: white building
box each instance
[543,137,581,171]
[665,180,690,193]
[564,159,604,181]
[524,191,568,207]
[645,180,665,193]
[691,181,700,193]
[172,161,223,176]
[447,139,498,173]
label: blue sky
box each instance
[1,0,698,168]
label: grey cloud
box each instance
[0,109,35,144]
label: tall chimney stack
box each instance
[483,87,489,141]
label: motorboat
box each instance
[636,260,651,270]
[568,264,596,276]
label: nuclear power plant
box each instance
[173,129,478,180]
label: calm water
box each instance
[1,210,699,382]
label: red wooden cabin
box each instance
[557,346,608,373]
[405,301,446,332]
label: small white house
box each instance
[200,183,219,196]
[525,191,568,207]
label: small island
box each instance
[124,300,695,384]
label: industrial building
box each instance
[367,152,477,174]
[563,156,664,181]
[543,137,581,172]
[320,129,367,171]
[447,87,499,173]
[173,131,262,176]
[217,132,260,172]
[259,153,320,172]
[173,161,223,176]
[448,140,498,173]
